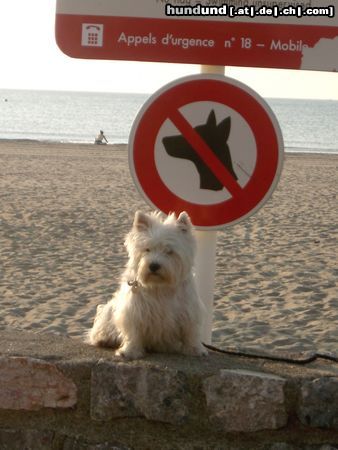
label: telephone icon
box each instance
[81,24,104,47]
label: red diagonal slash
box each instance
[169,109,243,198]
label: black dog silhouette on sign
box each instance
[162,110,237,191]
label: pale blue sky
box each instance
[0,0,337,99]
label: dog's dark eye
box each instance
[166,249,173,256]
[145,248,150,253]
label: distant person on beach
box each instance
[95,130,108,145]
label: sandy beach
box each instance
[0,140,337,356]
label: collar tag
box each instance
[127,280,139,292]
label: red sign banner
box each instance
[56,0,338,71]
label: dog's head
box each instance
[162,110,237,191]
[125,211,196,288]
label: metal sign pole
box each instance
[195,65,224,345]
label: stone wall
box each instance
[0,330,337,449]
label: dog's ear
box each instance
[176,211,192,233]
[133,211,152,231]
[217,116,231,141]
[206,110,217,129]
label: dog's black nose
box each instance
[149,262,160,273]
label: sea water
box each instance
[0,89,337,153]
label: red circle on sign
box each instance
[129,74,283,229]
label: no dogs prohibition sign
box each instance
[129,74,284,229]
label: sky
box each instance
[0,0,337,99]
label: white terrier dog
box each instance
[87,210,207,360]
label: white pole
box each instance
[195,229,218,344]
[196,65,225,345]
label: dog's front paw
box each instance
[115,345,145,360]
[182,343,208,357]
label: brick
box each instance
[0,429,54,449]
[297,377,338,429]
[203,369,287,432]
[0,356,77,410]
[91,361,191,424]
[62,436,131,450]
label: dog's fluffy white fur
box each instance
[87,210,207,360]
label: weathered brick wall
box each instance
[0,330,337,449]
